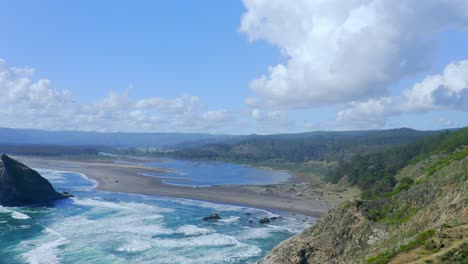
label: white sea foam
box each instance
[265,220,311,233]
[219,216,240,223]
[117,239,152,252]
[135,234,263,264]
[75,172,99,189]
[176,225,211,236]
[51,198,172,237]
[51,213,171,237]
[152,233,241,248]
[73,197,130,210]
[238,227,272,240]
[35,169,66,181]
[171,198,246,212]
[16,225,31,230]
[73,198,171,219]
[134,243,262,264]
[118,201,174,213]
[22,228,69,264]
[38,169,99,190]
[0,207,31,220]
[11,211,31,220]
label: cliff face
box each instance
[261,151,467,264]
[0,154,71,206]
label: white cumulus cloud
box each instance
[203,110,229,122]
[240,0,468,108]
[337,60,468,128]
[0,58,230,132]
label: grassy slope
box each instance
[260,137,467,263]
[264,150,468,263]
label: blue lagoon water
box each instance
[0,168,311,264]
[123,159,292,187]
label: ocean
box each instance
[0,166,312,264]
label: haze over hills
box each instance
[0,127,445,147]
[0,127,454,159]
[0,127,241,147]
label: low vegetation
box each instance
[367,229,436,264]
[326,127,468,199]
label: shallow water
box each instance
[121,159,292,187]
[0,169,312,264]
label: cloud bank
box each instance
[0,58,230,132]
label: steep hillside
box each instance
[261,131,467,263]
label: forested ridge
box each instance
[326,127,468,199]
[169,128,442,162]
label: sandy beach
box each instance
[16,156,336,217]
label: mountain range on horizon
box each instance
[0,126,458,149]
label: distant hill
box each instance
[0,127,457,160]
[0,127,241,147]
[169,128,447,162]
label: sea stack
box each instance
[0,154,72,206]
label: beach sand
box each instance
[16,156,335,217]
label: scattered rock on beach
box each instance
[203,213,221,221]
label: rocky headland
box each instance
[0,154,72,206]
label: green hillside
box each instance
[327,127,468,199]
[169,128,442,162]
[260,127,468,264]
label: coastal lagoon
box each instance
[122,158,292,187]
[0,168,311,264]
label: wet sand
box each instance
[16,156,331,217]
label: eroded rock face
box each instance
[0,154,72,206]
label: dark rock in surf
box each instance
[0,154,72,206]
[203,213,221,221]
[259,217,270,224]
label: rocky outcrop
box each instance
[260,152,467,264]
[203,213,221,221]
[0,154,72,206]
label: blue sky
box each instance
[0,1,278,104]
[0,0,467,133]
